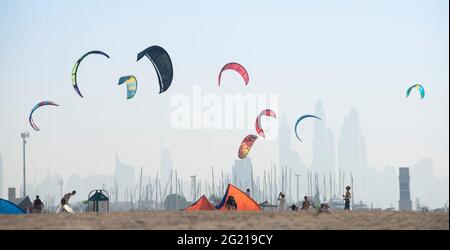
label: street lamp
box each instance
[20,132,30,198]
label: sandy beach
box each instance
[0,211,448,230]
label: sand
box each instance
[0,211,448,230]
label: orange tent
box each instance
[184,195,216,211]
[216,184,261,211]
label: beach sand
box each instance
[0,211,448,230]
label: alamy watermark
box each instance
[169,86,279,138]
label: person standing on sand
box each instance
[32,195,44,213]
[278,192,286,211]
[343,186,351,210]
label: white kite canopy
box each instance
[56,204,74,214]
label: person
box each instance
[32,195,44,213]
[62,190,76,206]
[225,196,237,210]
[343,186,351,210]
[245,188,251,197]
[278,192,286,211]
[317,203,331,214]
[301,196,311,210]
[57,198,74,214]
[290,204,299,211]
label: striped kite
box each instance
[406,84,425,99]
[29,101,59,131]
[294,115,321,142]
[255,109,277,139]
[118,75,138,99]
[71,50,110,98]
[238,134,258,159]
[218,62,249,86]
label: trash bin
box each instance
[87,189,109,213]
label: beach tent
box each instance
[184,195,216,211]
[0,198,25,214]
[216,184,261,211]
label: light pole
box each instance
[20,132,30,198]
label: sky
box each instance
[0,0,448,192]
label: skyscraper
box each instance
[399,167,412,211]
[114,153,135,201]
[232,157,253,192]
[278,116,306,171]
[338,109,368,200]
[278,114,307,176]
[311,101,336,174]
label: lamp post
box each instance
[20,132,30,198]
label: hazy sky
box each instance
[0,0,448,191]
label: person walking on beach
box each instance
[62,190,76,206]
[32,195,44,213]
[57,190,76,214]
[343,186,352,210]
[278,192,286,211]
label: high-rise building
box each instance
[232,158,253,192]
[278,114,307,176]
[278,113,307,203]
[399,167,412,211]
[114,153,135,201]
[337,109,368,200]
[311,101,336,174]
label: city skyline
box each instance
[0,1,448,207]
[1,104,448,208]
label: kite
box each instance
[294,115,321,142]
[218,62,249,86]
[137,45,173,94]
[406,84,425,99]
[255,109,277,138]
[71,50,110,98]
[118,75,138,99]
[238,134,258,159]
[29,101,59,131]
